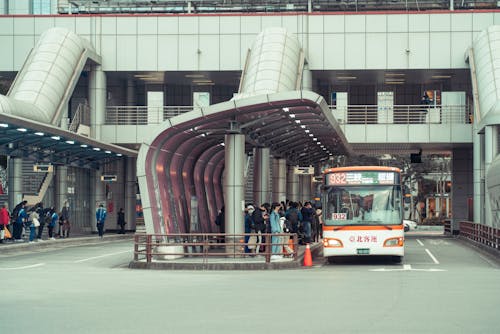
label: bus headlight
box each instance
[323,238,343,248]
[384,237,404,247]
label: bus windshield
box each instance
[323,185,402,226]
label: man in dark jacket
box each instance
[301,201,315,244]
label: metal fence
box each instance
[106,104,471,126]
[133,233,299,264]
[459,221,500,251]
[105,106,193,125]
[331,104,472,125]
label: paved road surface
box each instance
[1,234,499,333]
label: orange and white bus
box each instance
[322,166,404,263]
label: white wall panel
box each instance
[495,12,500,25]
[101,17,117,35]
[366,15,386,33]
[430,32,451,68]
[158,17,178,34]
[366,33,386,69]
[308,34,324,68]
[345,33,365,68]
[308,15,323,33]
[282,16,299,34]
[241,16,261,34]
[138,17,158,35]
[220,16,240,34]
[387,15,407,33]
[35,18,55,36]
[138,36,157,70]
[101,35,117,70]
[117,17,137,35]
[199,16,219,35]
[387,33,407,69]
[323,34,344,69]
[473,13,494,32]
[117,36,137,70]
[345,15,365,33]
[178,35,198,70]
[219,34,240,70]
[199,35,219,70]
[13,35,34,68]
[75,17,91,35]
[409,14,429,32]
[408,32,429,68]
[179,16,198,35]
[0,17,13,35]
[0,36,13,70]
[451,13,472,31]
[324,15,344,33]
[262,15,282,31]
[430,14,450,32]
[451,32,472,67]
[55,17,77,33]
[14,17,34,35]
[158,35,178,70]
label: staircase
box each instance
[21,160,53,206]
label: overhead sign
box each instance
[294,166,315,175]
[326,171,397,186]
[100,175,117,182]
[33,164,53,172]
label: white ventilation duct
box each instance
[234,27,302,100]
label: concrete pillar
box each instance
[299,175,312,203]
[287,165,299,202]
[473,127,483,225]
[451,148,473,232]
[55,166,67,212]
[272,158,287,203]
[126,157,137,231]
[484,125,498,226]
[89,65,107,140]
[253,147,270,205]
[7,157,23,208]
[126,77,136,106]
[224,134,245,252]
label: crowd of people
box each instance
[215,200,323,260]
[0,200,69,243]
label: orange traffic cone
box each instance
[303,243,312,267]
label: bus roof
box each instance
[323,166,401,174]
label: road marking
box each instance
[416,239,424,247]
[370,264,446,272]
[74,250,131,263]
[0,263,45,270]
[425,248,440,264]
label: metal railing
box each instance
[133,233,299,264]
[459,221,500,251]
[331,104,472,125]
[58,0,495,14]
[105,106,193,125]
[105,104,471,125]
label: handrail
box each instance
[133,233,299,264]
[105,105,193,125]
[105,104,471,125]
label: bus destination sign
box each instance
[326,171,396,186]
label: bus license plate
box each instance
[357,248,370,255]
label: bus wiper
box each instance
[362,221,393,230]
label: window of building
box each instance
[32,0,51,14]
